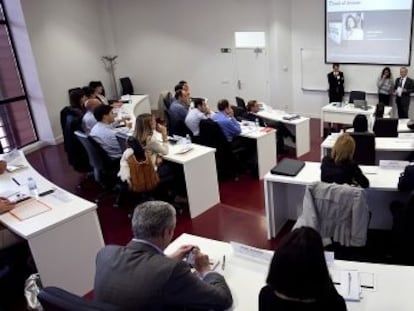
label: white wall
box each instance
[20,0,112,141]
[107,0,291,110]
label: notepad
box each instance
[9,198,52,221]
[230,241,273,264]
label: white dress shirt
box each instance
[185,108,214,136]
[82,111,97,134]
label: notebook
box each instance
[270,159,305,177]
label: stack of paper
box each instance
[230,241,273,264]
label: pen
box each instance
[348,272,351,296]
[222,255,226,270]
[39,189,55,197]
[11,177,20,186]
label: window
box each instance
[0,0,37,153]
[234,32,266,48]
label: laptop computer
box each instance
[271,158,305,177]
[353,99,368,110]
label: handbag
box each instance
[398,164,414,192]
[127,152,160,193]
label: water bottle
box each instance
[255,118,260,128]
[185,134,192,145]
[27,177,39,198]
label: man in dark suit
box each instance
[327,63,345,103]
[94,201,233,311]
[394,67,414,118]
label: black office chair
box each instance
[231,105,245,121]
[199,119,247,179]
[38,287,119,311]
[120,77,134,95]
[375,103,385,118]
[373,118,398,137]
[350,132,376,165]
[162,91,173,110]
[67,87,82,105]
[74,131,119,199]
[235,96,247,111]
[115,132,128,153]
[349,91,366,103]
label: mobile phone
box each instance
[185,247,196,267]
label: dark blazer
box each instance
[242,112,267,127]
[395,76,414,102]
[259,285,346,311]
[94,241,233,311]
[327,71,345,102]
[321,156,369,188]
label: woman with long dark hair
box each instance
[377,67,394,106]
[259,227,346,311]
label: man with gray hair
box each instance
[395,67,414,118]
[94,201,233,310]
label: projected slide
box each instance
[326,0,413,64]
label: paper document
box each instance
[9,198,51,221]
[362,167,378,175]
[230,241,273,264]
[379,160,409,169]
[398,133,414,139]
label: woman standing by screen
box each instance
[377,67,394,106]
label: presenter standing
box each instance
[377,67,393,106]
[394,67,414,118]
[327,63,345,103]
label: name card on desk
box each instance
[230,241,273,264]
[379,160,409,170]
[398,133,414,139]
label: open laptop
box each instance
[271,159,305,177]
[353,99,368,110]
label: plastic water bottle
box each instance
[27,177,38,198]
[185,134,192,145]
[255,118,260,128]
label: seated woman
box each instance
[352,114,368,133]
[259,227,346,311]
[321,133,369,188]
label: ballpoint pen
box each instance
[222,255,226,270]
[348,272,351,296]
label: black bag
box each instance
[398,164,414,192]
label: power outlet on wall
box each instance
[220,48,232,53]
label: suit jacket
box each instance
[327,71,344,97]
[395,77,414,103]
[94,241,233,311]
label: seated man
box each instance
[94,201,233,310]
[90,104,122,160]
[212,99,241,142]
[82,98,100,134]
[243,100,295,154]
[168,90,190,135]
[185,98,214,136]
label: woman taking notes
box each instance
[259,227,346,311]
[377,67,393,106]
[321,133,369,188]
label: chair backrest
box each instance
[373,118,398,137]
[199,119,229,149]
[235,96,247,111]
[162,91,172,110]
[350,132,376,165]
[349,91,366,103]
[120,77,134,95]
[61,112,91,172]
[294,182,369,247]
[115,132,128,153]
[74,131,106,182]
[68,87,82,105]
[38,286,119,311]
[375,103,385,118]
[231,105,245,121]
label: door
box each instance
[234,48,270,105]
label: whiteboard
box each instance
[300,48,414,93]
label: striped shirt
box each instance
[377,77,394,95]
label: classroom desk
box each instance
[0,152,104,295]
[321,134,414,163]
[397,118,414,133]
[165,233,414,311]
[321,103,392,137]
[120,94,151,117]
[163,143,220,218]
[257,109,310,157]
[239,124,277,179]
[264,162,407,239]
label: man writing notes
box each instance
[94,201,233,311]
[327,63,345,103]
[395,67,414,118]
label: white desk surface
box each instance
[166,233,414,311]
[164,143,216,165]
[257,109,310,125]
[397,119,414,133]
[264,161,402,191]
[322,103,392,116]
[0,153,97,238]
[239,123,276,139]
[322,134,414,152]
